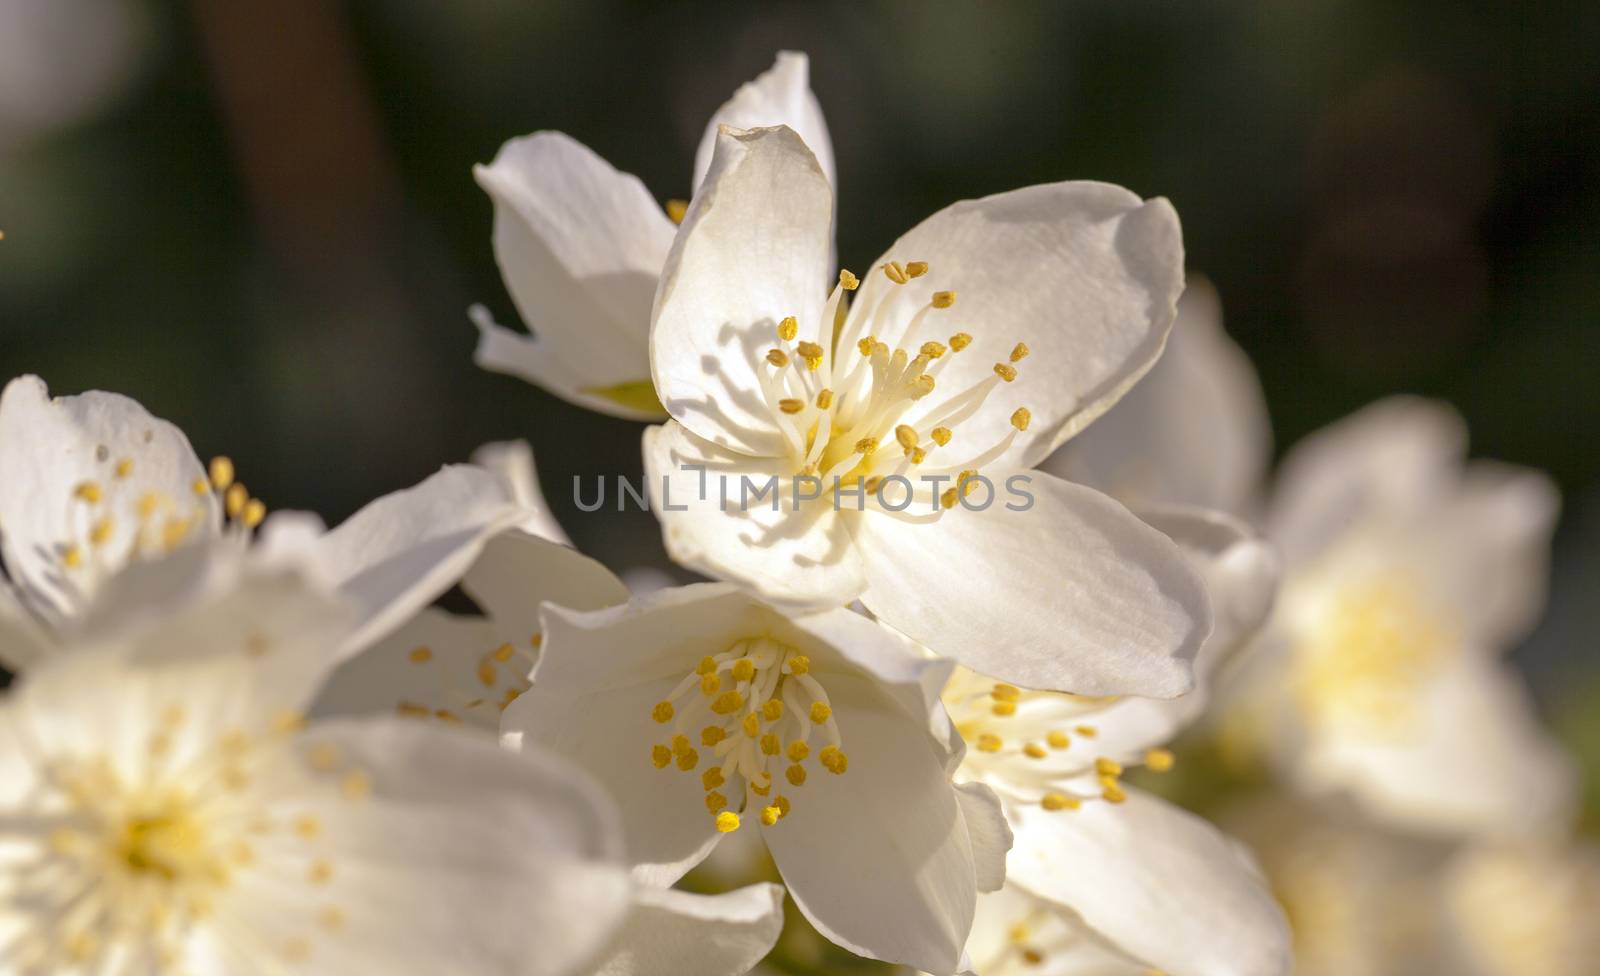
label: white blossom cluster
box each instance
[0,52,1587,976]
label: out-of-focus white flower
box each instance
[1232,397,1574,838]
[0,376,543,669]
[1041,278,1272,517]
[943,509,1290,976]
[644,123,1208,697]
[502,583,1008,975]
[1440,840,1600,976]
[471,51,832,420]
[0,0,146,149]
[0,544,632,975]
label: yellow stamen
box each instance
[224,483,248,518]
[809,702,832,724]
[854,437,878,455]
[712,691,744,714]
[778,398,804,415]
[705,791,727,813]
[73,481,102,503]
[760,805,781,826]
[665,199,688,224]
[209,456,235,491]
[948,332,972,351]
[1011,407,1031,431]
[786,656,810,676]
[652,702,674,723]
[1010,342,1030,363]
[818,745,848,774]
[89,518,115,547]
[931,426,953,446]
[906,261,929,278]
[701,672,721,695]
[760,733,780,756]
[931,291,956,308]
[241,499,266,529]
[114,458,134,479]
[787,740,810,762]
[994,362,1018,382]
[839,269,859,291]
[675,748,699,771]
[1041,792,1080,811]
[741,713,761,738]
[815,389,834,409]
[883,261,909,285]
[1094,757,1123,778]
[408,646,432,664]
[702,768,725,790]
[1047,730,1071,749]
[701,726,726,747]
[777,316,798,341]
[1144,748,1175,772]
[786,764,807,786]
[762,698,784,721]
[767,349,789,368]
[991,701,1017,717]
[715,811,741,833]
[976,733,1003,753]
[1023,743,1048,759]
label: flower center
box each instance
[649,636,848,833]
[942,668,1173,812]
[1293,574,1453,735]
[394,635,541,726]
[756,262,1033,516]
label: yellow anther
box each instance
[815,389,834,409]
[940,488,959,509]
[341,770,372,801]
[1022,949,1046,964]
[976,734,1003,753]
[294,815,321,839]
[477,660,497,687]
[741,713,761,738]
[767,348,789,368]
[319,906,347,932]
[912,374,936,398]
[778,398,804,415]
[919,340,946,359]
[1010,342,1031,363]
[701,725,727,747]
[715,811,741,833]
[701,672,722,695]
[992,701,1017,717]
[994,362,1018,382]
[209,456,235,490]
[786,764,808,786]
[492,643,515,662]
[1075,725,1098,738]
[839,268,859,291]
[920,430,949,453]
[749,778,771,796]
[242,499,266,529]
[786,655,810,676]
[671,734,691,755]
[809,701,832,724]
[731,658,756,682]
[1023,742,1048,759]
[675,748,699,771]
[992,683,1021,701]
[775,795,791,819]
[665,199,688,224]
[909,447,927,465]
[883,261,909,284]
[787,740,810,762]
[949,332,973,351]
[705,791,728,813]
[1094,757,1123,778]
[819,745,848,774]
[857,336,876,356]
[1008,923,1030,943]
[652,701,674,724]
[1047,730,1071,749]
[761,733,781,756]
[191,477,209,496]
[777,316,799,341]
[895,425,919,453]
[1041,792,1081,811]
[760,805,781,826]
[73,481,103,503]
[762,698,784,721]
[854,436,878,455]
[114,458,134,479]
[1145,748,1176,772]
[406,646,432,664]
[225,482,248,518]
[1102,782,1127,804]
[906,261,929,278]
[931,291,956,308]
[1011,408,1032,432]
[89,518,115,547]
[308,859,333,884]
[696,655,717,675]
[863,475,882,496]
[651,745,672,768]
[702,768,725,790]
[796,340,824,365]
[959,470,980,497]
[712,691,744,714]
[307,742,341,770]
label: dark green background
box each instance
[2,1,1595,713]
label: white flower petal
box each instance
[461,531,631,649]
[1006,788,1292,976]
[473,131,673,420]
[0,375,217,624]
[502,585,767,885]
[956,782,1012,893]
[644,422,866,610]
[589,882,786,976]
[1041,279,1271,515]
[763,670,977,975]
[1298,652,1578,840]
[963,884,1154,976]
[0,580,50,671]
[214,718,631,976]
[309,464,527,659]
[841,182,1184,471]
[651,125,833,456]
[693,51,835,194]
[471,439,572,545]
[1269,396,1467,565]
[857,471,1208,697]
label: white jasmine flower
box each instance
[0,546,632,975]
[0,376,543,669]
[942,509,1290,976]
[644,124,1208,696]
[502,583,1010,975]
[1441,839,1600,976]
[472,51,831,419]
[1040,278,1272,516]
[1235,397,1575,837]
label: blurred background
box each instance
[1,0,1595,912]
